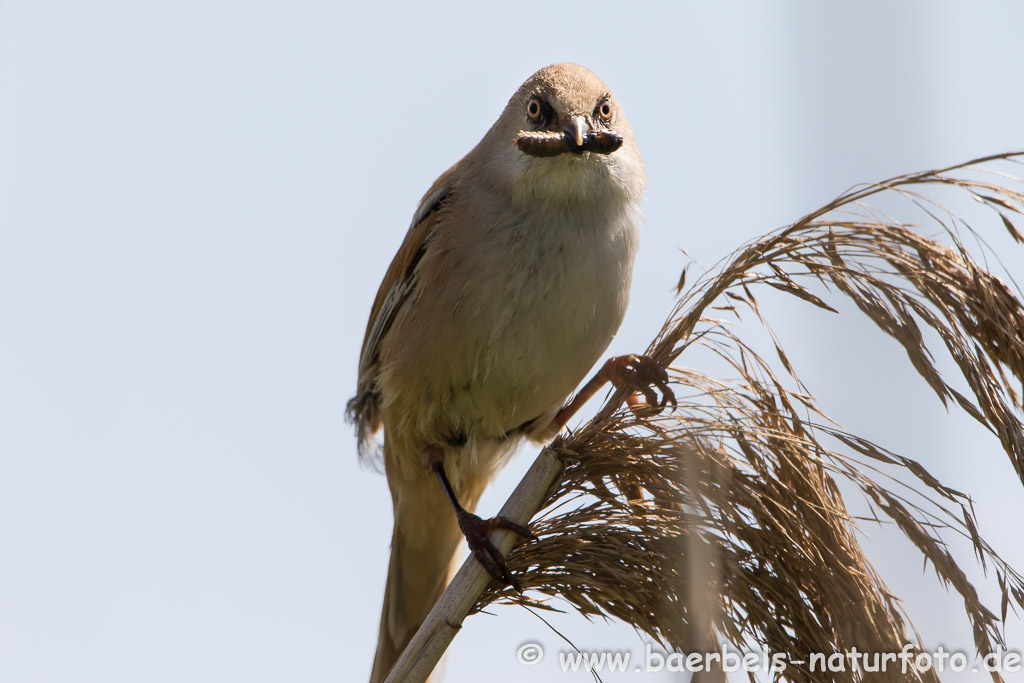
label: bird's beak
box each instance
[565,116,589,148]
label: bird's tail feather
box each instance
[369,472,465,682]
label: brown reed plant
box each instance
[470,151,1024,683]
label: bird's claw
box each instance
[456,510,536,591]
[606,354,676,415]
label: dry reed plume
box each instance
[465,152,1024,683]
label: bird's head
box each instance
[475,63,646,208]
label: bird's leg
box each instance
[429,454,536,590]
[546,354,676,434]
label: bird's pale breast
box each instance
[377,164,639,473]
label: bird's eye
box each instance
[597,99,613,121]
[526,97,543,121]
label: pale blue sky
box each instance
[2,2,1023,682]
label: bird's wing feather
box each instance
[347,166,457,458]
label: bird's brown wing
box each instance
[347,166,457,461]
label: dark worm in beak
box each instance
[515,129,624,158]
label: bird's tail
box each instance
[369,467,473,682]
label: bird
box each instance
[348,63,672,682]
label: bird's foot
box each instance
[456,510,537,591]
[605,354,676,415]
